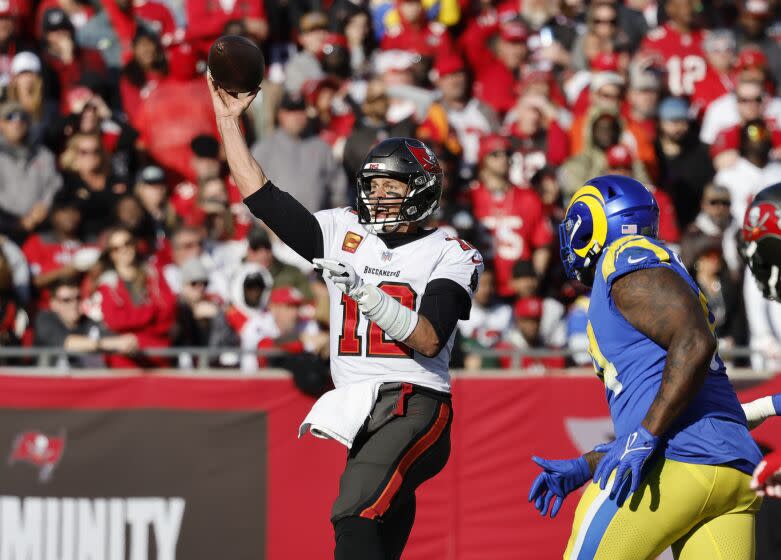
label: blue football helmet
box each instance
[559,175,659,283]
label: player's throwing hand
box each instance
[528,456,591,518]
[207,75,259,120]
[593,427,659,505]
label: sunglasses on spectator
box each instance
[3,111,27,122]
[737,96,763,104]
[706,198,731,207]
[188,280,208,288]
[109,239,133,253]
[593,17,617,25]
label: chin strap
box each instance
[351,284,419,342]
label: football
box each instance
[207,35,265,94]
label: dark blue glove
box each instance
[528,455,591,518]
[593,426,660,505]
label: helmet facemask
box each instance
[357,172,440,234]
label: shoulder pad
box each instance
[601,235,672,284]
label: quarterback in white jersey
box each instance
[208,80,482,560]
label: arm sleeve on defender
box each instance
[418,279,472,354]
[243,181,324,262]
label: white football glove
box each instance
[312,258,364,296]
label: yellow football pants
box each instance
[564,458,761,560]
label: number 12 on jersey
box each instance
[338,282,418,358]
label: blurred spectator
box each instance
[506,92,570,185]
[509,259,567,344]
[432,52,498,171]
[690,237,746,351]
[285,12,328,95]
[560,109,651,197]
[34,277,138,368]
[714,119,781,225]
[701,76,781,149]
[185,0,266,56]
[209,262,273,371]
[467,134,553,298]
[334,4,375,78]
[691,29,736,119]
[7,51,59,145]
[169,134,222,217]
[600,0,649,53]
[468,20,532,115]
[654,97,715,230]
[59,132,126,241]
[639,0,707,96]
[380,0,453,58]
[623,66,661,179]
[162,225,227,300]
[113,193,158,255]
[171,257,220,367]
[0,102,62,244]
[199,177,247,274]
[565,294,591,366]
[569,71,625,154]
[34,0,95,40]
[40,8,107,116]
[96,227,176,368]
[571,1,629,71]
[680,183,742,276]
[499,296,566,370]
[119,27,167,129]
[734,0,781,84]
[132,0,176,43]
[320,32,353,83]
[134,164,173,247]
[0,242,29,355]
[251,92,347,212]
[458,267,512,370]
[342,78,416,193]
[22,189,91,309]
[301,76,355,151]
[257,286,324,368]
[0,1,34,90]
[76,0,154,71]
[242,226,313,300]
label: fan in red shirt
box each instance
[132,0,175,42]
[379,0,454,58]
[639,0,707,96]
[497,296,566,370]
[22,190,95,310]
[39,8,106,115]
[466,134,553,298]
[691,29,736,119]
[184,0,266,57]
[96,227,176,368]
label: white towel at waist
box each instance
[298,381,381,449]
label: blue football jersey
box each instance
[587,235,762,474]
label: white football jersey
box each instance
[315,208,484,392]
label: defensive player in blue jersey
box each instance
[529,175,765,559]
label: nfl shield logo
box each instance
[381,251,393,262]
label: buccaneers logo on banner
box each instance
[8,430,66,482]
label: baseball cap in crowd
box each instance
[190,134,220,159]
[703,29,736,53]
[300,11,329,33]
[499,22,529,43]
[248,227,272,250]
[138,165,166,185]
[590,71,625,94]
[478,134,512,161]
[742,0,770,16]
[736,47,768,71]
[512,259,535,279]
[514,297,544,320]
[301,77,340,106]
[181,258,209,285]
[279,91,306,111]
[373,50,419,75]
[0,0,15,17]
[433,53,465,79]
[269,287,304,306]
[42,8,74,34]
[606,144,633,169]
[322,33,348,55]
[658,97,690,121]
[0,101,28,121]
[51,187,82,211]
[630,68,661,91]
[11,51,41,76]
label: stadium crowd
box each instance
[1,0,781,372]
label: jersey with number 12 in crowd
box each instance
[587,235,763,473]
[315,207,484,392]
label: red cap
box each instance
[736,47,767,71]
[0,0,16,17]
[269,287,305,306]
[323,33,348,51]
[606,144,633,168]
[434,52,465,78]
[590,51,620,72]
[478,134,512,162]
[301,77,340,106]
[499,22,529,43]
[514,297,543,319]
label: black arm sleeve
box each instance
[242,181,324,262]
[418,278,472,354]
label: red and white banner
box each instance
[0,373,778,559]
